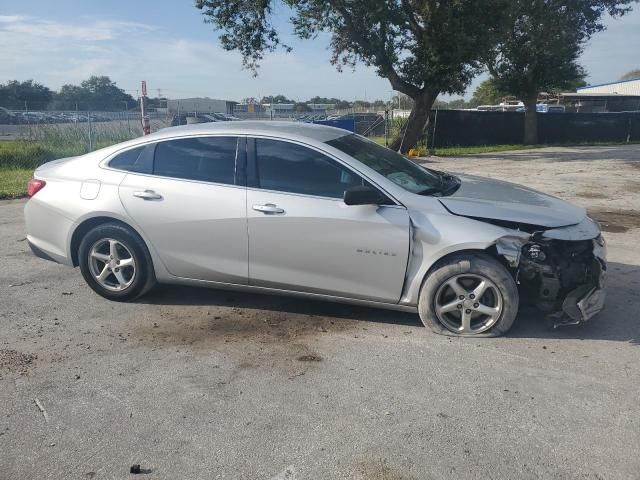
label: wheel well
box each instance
[484,244,514,271]
[70,217,142,267]
[426,246,513,278]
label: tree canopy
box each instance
[620,69,640,81]
[0,76,136,111]
[260,94,294,104]
[196,0,509,152]
[53,76,136,111]
[0,80,53,109]
[488,0,636,144]
[468,79,507,108]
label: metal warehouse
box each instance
[166,98,237,114]
[577,78,640,95]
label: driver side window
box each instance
[254,138,365,198]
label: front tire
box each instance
[78,222,155,301]
[418,253,518,337]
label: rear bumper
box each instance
[28,240,61,264]
[24,198,74,266]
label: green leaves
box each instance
[489,0,637,99]
[196,0,289,74]
[196,0,509,97]
[620,69,640,81]
[53,76,135,111]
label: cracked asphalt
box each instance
[1,145,640,479]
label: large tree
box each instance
[52,76,135,111]
[79,76,136,111]
[488,0,637,145]
[468,79,507,108]
[196,0,508,152]
[0,80,53,110]
[261,94,294,104]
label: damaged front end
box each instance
[496,217,607,328]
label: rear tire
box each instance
[418,253,518,337]
[78,222,155,301]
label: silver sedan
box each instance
[24,121,606,336]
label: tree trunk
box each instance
[390,91,437,153]
[523,93,538,145]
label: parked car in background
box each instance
[537,103,566,113]
[170,112,238,126]
[0,107,17,124]
[24,122,606,337]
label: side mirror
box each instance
[343,185,387,206]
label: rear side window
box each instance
[255,138,364,198]
[153,136,238,184]
[109,145,154,173]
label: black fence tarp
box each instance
[426,110,640,147]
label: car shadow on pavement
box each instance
[508,261,640,346]
[137,262,639,344]
[139,284,423,328]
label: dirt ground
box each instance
[425,145,640,233]
[1,145,639,479]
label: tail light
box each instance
[27,178,46,198]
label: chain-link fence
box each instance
[0,104,414,155]
[0,107,171,152]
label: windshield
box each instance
[325,134,445,194]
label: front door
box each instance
[118,135,248,284]
[246,137,410,303]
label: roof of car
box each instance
[154,120,350,142]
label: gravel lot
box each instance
[1,145,639,479]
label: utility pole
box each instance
[88,110,93,151]
[140,80,150,135]
[123,101,131,135]
[384,107,392,147]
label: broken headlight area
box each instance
[517,238,606,327]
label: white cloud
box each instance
[0,15,155,42]
[0,15,26,23]
[0,14,390,101]
[3,9,637,102]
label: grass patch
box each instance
[368,137,543,155]
[367,137,640,156]
[0,121,140,170]
[0,137,123,170]
[0,141,66,169]
[0,140,89,169]
[0,168,33,199]
[427,144,544,156]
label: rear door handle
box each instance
[252,203,285,214]
[133,190,163,200]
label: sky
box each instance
[1,0,639,102]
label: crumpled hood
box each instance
[438,174,586,228]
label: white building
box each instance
[577,78,640,95]
[261,103,336,116]
[166,98,237,115]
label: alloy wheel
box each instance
[88,238,136,291]
[434,273,504,335]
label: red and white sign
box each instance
[140,80,150,135]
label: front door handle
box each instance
[133,190,163,201]
[252,203,285,214]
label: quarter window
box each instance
[255,138,364,198]
[109,144,154,174]
[153,136,238,184]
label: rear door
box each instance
[117,136,248,284]
[245,137,410,303]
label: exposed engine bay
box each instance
[492,217,607,328]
